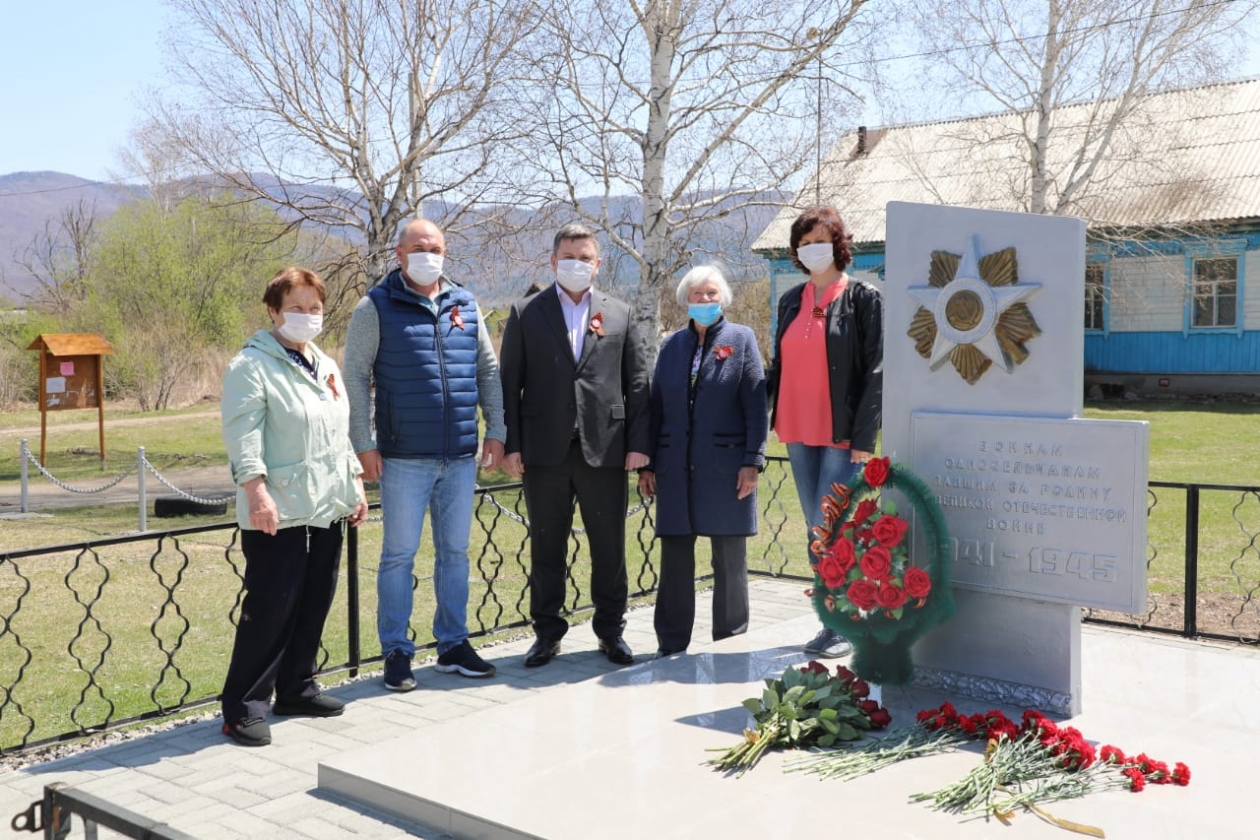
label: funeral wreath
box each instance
[808,456,954,685]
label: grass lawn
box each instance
[0,403,227,483]
[3,399,1260,750]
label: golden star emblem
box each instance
[906,236,1041,385]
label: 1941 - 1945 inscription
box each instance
[911,412,1148,613]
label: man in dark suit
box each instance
[500,223,651,667]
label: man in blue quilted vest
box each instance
[344,218,506,692]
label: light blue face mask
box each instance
[688,301,722,327]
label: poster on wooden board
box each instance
[26,333,115,464]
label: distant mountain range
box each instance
[0,172,143,301]
[0,171,785,305]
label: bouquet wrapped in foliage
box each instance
[808,456,954,685]
[707,661,891,777]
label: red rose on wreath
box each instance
[863,456,891,487]
[859,544,893,580]
[871,514,909,547]
[817,552,849,590]
[801,660,829,676]
[824,537,856,572]
[843,499,879,532]
[904,566,932,599]
[875,581,908,610]
[847,579,878,611]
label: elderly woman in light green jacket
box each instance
[219,267,367,747]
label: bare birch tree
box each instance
[900,0,1255,216]
[115,119,202,214]
[522,0,874,338]
[13,201,97,315]
[154,0,540,282]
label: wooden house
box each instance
[752,78,1260,394]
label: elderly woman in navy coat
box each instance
[638,265,768,657]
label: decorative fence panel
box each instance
[2,459,1258,754]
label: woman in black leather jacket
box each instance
[767,206,883,658]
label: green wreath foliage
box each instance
[811,461,955,686]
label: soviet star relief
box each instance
[905,235,1042,385]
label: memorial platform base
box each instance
[319,609,1253,839]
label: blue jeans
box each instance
[377,457,476,658]
[786,443,862,558]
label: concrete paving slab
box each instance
[3,579,1257,839]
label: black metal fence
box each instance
[2,459,1258,754]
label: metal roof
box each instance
[753,78,1260,252]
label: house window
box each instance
[1192,257,1237,328]
[1084,264,1105,331]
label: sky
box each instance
[2,2,1260,184]
[0,0,173,183]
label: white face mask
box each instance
[555,259,595,293]
[276,312,323,344]
[404,251,444,286]
[797,242,835,274]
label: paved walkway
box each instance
[2,579,1257,839]
[0,580,804,839]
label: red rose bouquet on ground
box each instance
[808,457,954,685]
[707,661,891,777]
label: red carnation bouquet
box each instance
[790,700,1190,831]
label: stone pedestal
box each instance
[883,201,1150,715]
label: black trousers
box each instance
[654,534,749,653]
[220,523,342,724]
[523,439,628,641]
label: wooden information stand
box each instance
[26,333,115,465]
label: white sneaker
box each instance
[803,627,852,658]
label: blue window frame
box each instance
[1184,239,1246,337]
[1084,244,1110,337]
[1084,265,1108,334]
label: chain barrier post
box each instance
[137,447,147,533]
[19,439,29,513]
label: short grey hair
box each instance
[552,223,600,256]
[675,265,733,306]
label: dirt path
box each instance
[0,408,237,512]
[0,463,237,512]
[0,408,221,439]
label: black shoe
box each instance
[383,650,416,692]
[524,637,561,668]
[223,717,271,747]
[654,647,686,659]
[598,636,634,665]
[435,640,496,678]
[273,692,345,717]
